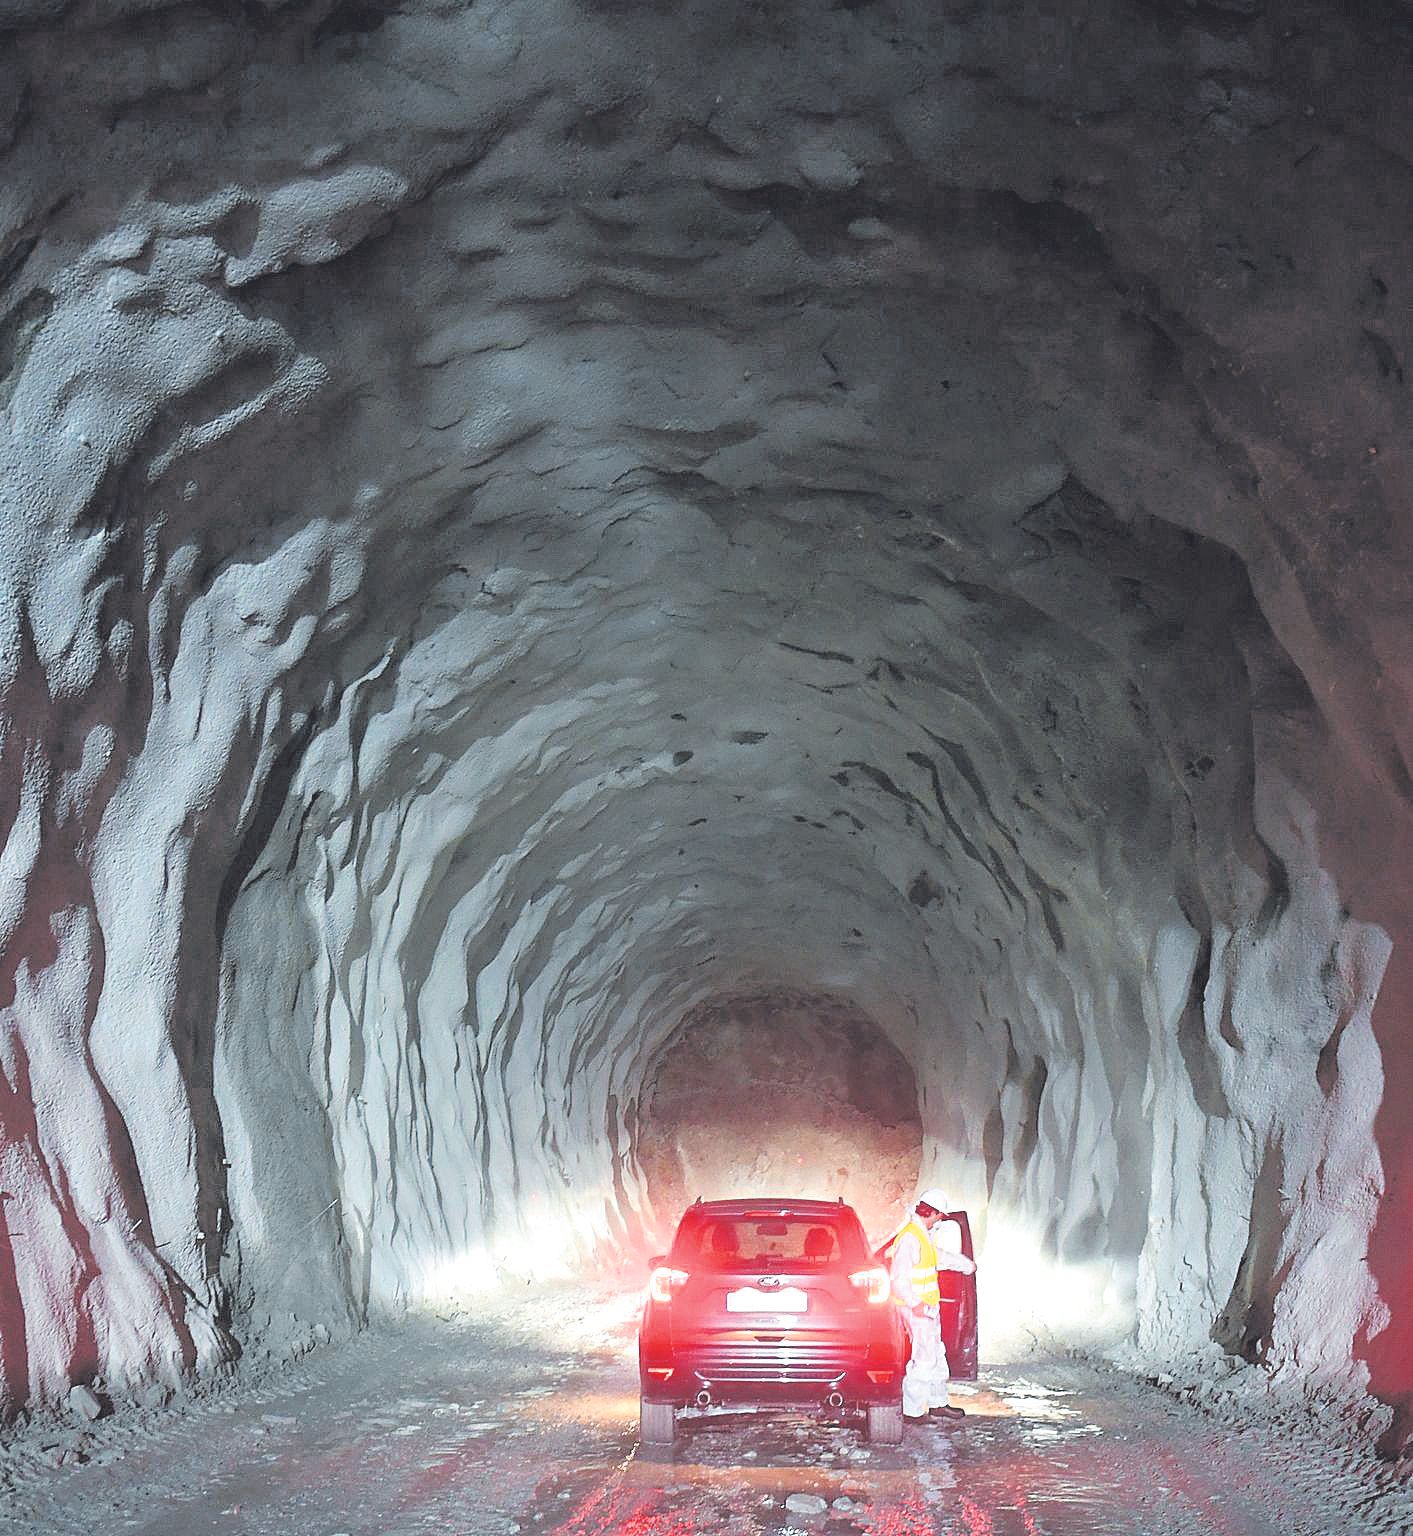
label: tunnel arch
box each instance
[0,0,1407,1442]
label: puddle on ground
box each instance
[525,1403,960,1535]
[520,1375,1292,1536]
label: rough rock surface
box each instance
[0,0,1411,1440]
[636,992,923,1243]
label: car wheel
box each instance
[639,1395,676,1445]
[866,1401,904,1445]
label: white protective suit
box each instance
[888,1205,977,1419]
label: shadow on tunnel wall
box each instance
[1363,947,1413,1435]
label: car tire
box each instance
[866,1402,904,1445]
[640,1395,676,1445]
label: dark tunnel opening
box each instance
[635,991,924,1246]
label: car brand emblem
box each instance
[756,1276,781,1289]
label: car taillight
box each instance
[648,1266,689,1304]
[849,1267,890,1304]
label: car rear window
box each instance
[673,1211,868,1269]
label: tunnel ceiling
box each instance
[1,0,1411,1421]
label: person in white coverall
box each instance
[887,1187,977,1423]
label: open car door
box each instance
[934,1211,978,1380]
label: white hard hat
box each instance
[917,1187,951,1213]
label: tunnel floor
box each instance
[1,1289,1407,1536]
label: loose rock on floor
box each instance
[0,1292,1407,1536]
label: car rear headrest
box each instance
[804,1226,834,1259]
[711,1222,741,1254]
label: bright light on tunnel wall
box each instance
[416,1183,620,1302]
[634,993,925,1247]
[973,1214,1137,1358]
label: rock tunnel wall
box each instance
[0,0,1410,1427]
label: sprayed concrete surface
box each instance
[2,1290,1407,1536]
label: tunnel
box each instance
[1,0,1412,1529]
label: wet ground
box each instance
[1,1288,1407,1536]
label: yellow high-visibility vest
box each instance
[895,1218,941,1306]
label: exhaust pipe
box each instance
[695,1389,713,1409]
[826,1391,845,1409]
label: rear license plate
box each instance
[726,1287,808,1313]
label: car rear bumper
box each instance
[640,1337,903,1406]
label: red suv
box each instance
[638,1197,908,1445]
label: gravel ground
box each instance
[1,1286,1408,1536]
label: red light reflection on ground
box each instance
[866,1493,937,1536]
[1013,1490,1043,1536]
[552,1479,694,1536]
[960,1496,996,1535]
